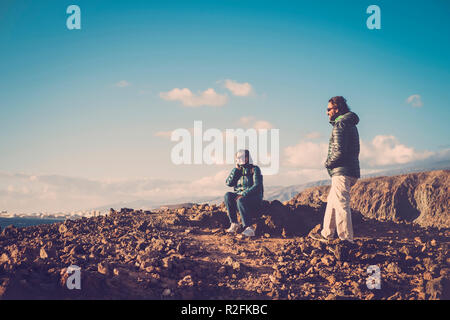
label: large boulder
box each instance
[289,170,450,229]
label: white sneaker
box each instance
[241,226,255,237]
[226,223,239,233]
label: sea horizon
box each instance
[0,217,65,230]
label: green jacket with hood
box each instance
[325,111,361,178]
[225,164,264,199]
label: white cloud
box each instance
[305,132,322,139]
[360,168,385,176]
[239,116,255,125]
[360,135,433,166]
[260,166,331,186]
[154,127,203,140]
[154,130,173,138]
[284,140,328,169]
[1,135,446,213]
[282,169,328,183]
[406,94,423,107]
[0,171,229,213]
[188,170,229,194]
[223,79,253,96]
[253,120,274,130]
[238,116,274,130]
[115,80,131,88]
[284,134,438,169]
[160,88,228,107]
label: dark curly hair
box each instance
[328,96,350,114]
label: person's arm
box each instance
[326,122,347,169]
[241,166,263,197]
[226,167,241,187]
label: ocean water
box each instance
[0,217,64,230]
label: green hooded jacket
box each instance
[225,164,264,199]
[325,111,361,178]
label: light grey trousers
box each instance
[321,175,358,241]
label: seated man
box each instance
[224,149,264,237]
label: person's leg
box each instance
[236,195,260,228]
[321,182,337,239]
[333,176,357,242]
[224,192,239,224]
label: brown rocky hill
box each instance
[288,170,449,229]
[0,170,449,300]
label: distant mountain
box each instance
[361,160,450,179]
[264,160,450,203]
[89,160,450,212]
[90,196,219,212]
[263,180,330,202]
[156,202,196,209]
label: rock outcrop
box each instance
[288,170,449,229]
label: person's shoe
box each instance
[241,226,255,237]
[309,232,330,243]
[328,234,338,241]
[338,238,356,248]
[225,223,239,233]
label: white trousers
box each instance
[321,175,358,241]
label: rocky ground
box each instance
[1,200,449,300]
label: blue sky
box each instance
[1,0,449,212]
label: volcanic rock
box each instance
[290,170,449,228]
